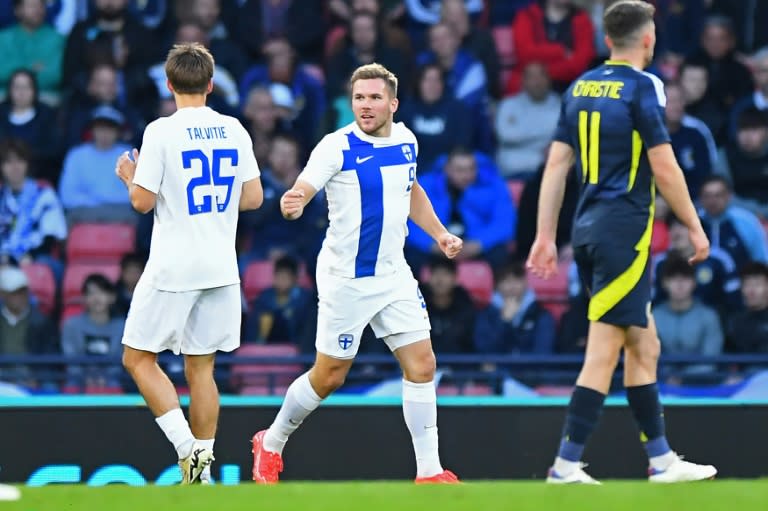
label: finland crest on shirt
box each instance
[298,122,418,279]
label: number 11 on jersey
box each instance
[578,110,600,184]
[182,148,237,215]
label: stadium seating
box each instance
[242,260,314,303]
[21,263,56,315]
[526,259,570,303]
[62,263,121,306]
[419,260,495,308]
[66,223,136,264]
[230,343,303,395]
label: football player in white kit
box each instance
[115,43,263,484]
[251,63,463,484]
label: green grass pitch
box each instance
[4,481,768,511]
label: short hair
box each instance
[741,262,768,280]
[702,15,736,37]
[427,256,456,274]
[350,63,398,97]
[0,138,31,165]
[120,252,146,271]
[661,255,695,280]
[8,68,39,104]
[447,146,475,163]
[495,261,527,283]
[700,174,732,193]
[274,255,299,276]
[603,1,656,50]
[165,43,214,95]
[737,107,768,131]
[82,273,116,295]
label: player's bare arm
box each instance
[280,179,319,220]
[647,143,710,264]
[239,178,264,211]
[409,179,463,259]
[526,141,574,279]
[116,148,156,214]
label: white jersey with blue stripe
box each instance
[298,122,418,279]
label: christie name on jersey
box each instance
[185,126,228,140]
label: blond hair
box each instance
[165,42,214,95]
[349,63,398,97]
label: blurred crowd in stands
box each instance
[1,0,768,394]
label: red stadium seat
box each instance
[436,384,461,396]
[63,263,120,305]
[419,260,495,308]
[239,385,290,396]
[506,179,525,206]
[457,260,495,308]
[541,301,569,326]
[527,260,570,303]
[67,223,136,263]
[651,219,669,255]
[462,383,494,396]
[21,262,56,315]
[242,260,313,303]
[230,343,303,394]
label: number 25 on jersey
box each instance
[182,148,237,215]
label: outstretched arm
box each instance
[409,179,462,259]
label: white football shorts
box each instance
[122,279,241,355]
[315,268,431,359]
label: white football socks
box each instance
[402,379,443,478]
[155,408,196,459]
[264,372,323,455]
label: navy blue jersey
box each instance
[554,61,671,248]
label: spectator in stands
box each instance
[326,10,409,99]
[234,0,326,63]
[327,0,410,61]
[664,82,716,202]
[243,255,315,350]
[653,215,741,315]
[0,69,60,181]
[654,0,705,62]
[61,274,125,389]
[679,59,727,144]
[729,47,768,140]
[180,0,248,79]
[706,0,768,54]
[114,252,144,316]
[238,134,326,266]
[688,16,754,111]
[0,139,66,279]
[507,0,595,95]
[58,106,135,224]
[404,0,485,50]
[474,261,556,354]
[0,0,64,102]
[515,155,579,259]
[653,255,724,378]
[0,265,57,358]
[148,22,241,117]
[719,108,768,218]
[418,21,493,153]
[239,37,326,148]
[495,62,560,179]
[59,63,145,149]
[726,262,768,353]
[698,175,768,267]
[241,86,281,166]
[406,147,515,272]
[62,0,157,103]
[440,0,500,98]
[555,261,588,353]
[420,257,475,355]
[397,63,474,171]
[418,21,487,109]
